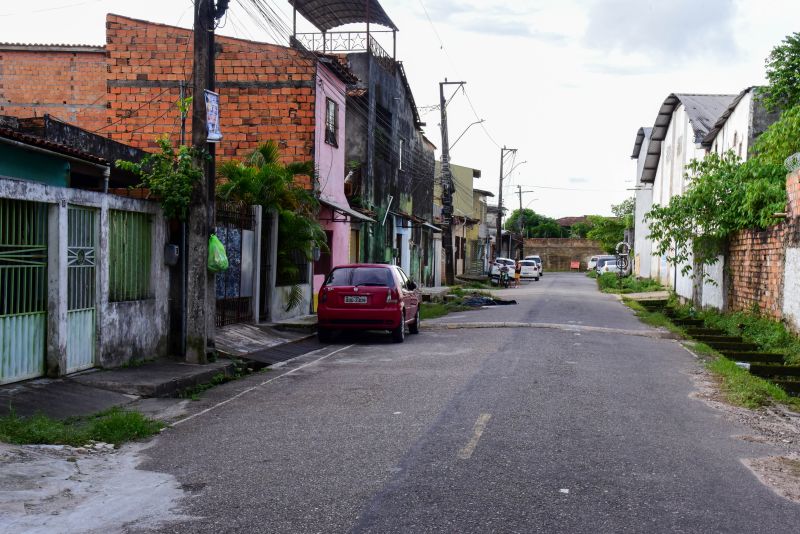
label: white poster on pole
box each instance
[205,90,222,143]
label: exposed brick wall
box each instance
[523,238,605,271]
[726,226,787,318]
[0,46,107,131]
[726,169,800,317]
[105,14,317,168]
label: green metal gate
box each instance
[66,206,97,374]
[0,199,48,384]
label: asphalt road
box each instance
[138,272,800,533]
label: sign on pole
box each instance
[205,90,222,143]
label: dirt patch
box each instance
[0,439,190,533]
[744,456,800,504]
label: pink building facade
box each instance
[312,58,364,302]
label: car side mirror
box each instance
[406,281,417,291]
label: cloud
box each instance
[583,0,739,62]
[421,0,566,43]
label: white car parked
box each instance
[524,255,543,276]
[518,259,540,281]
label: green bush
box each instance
[597,273,663,294]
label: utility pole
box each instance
[186,0,227,363]
[516,185,535,258]
[495,146,516,260]
[439,79,465,286]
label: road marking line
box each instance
[170,344,354,428]
[457,413,492,460]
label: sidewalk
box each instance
[0,321,319,420]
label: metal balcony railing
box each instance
[294,31,395,70]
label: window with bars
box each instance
[109,210,152,301]
[325,98,338,147]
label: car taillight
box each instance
[386,288,399,304]
[320,288,328,304]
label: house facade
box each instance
[0,118,170,385]
[637,93,736,298]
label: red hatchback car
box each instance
[317,264,421,343]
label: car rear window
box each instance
[497,259,515,266]
[519,261,536,266]
[597,258,615,267]
[324,267,393,287]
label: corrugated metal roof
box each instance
[0,42,105,52]
[630,127,652,159]
[701,87,755,148]
[641,93,737,183]
[289,0,398,32]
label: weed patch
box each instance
[0,408,164,446]
[597,273,664,294]
[420,302,470,320]
[706,356,799,409]
[697,309,800,365]
[622,299,685,336]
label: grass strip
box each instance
[0,407,164,446]
[705,353,800,410]
[597,272,664,294]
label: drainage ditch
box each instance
[638,299,800,396]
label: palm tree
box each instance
[218,141,326,311]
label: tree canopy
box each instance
[759,32,800,112]
[504,209,566,238]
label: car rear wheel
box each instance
[318,327,332,343]
[534,277,540,281]
[392,312,406,343]
[409,308,420,334]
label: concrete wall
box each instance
[0,176,170,373]
[523,238,605,271]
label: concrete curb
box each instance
[421,320,678,339]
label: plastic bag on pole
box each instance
[208,234,229,273]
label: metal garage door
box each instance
[0,198,48,384]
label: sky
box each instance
[3,0,800,218]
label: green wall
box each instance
[0,143,69,187]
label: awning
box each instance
[319,198,376,223]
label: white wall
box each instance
[711,91,753,158]
[649,104,707,290]
[701,255,725,310]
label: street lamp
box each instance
[449,119,485,151]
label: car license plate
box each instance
[344,296,367,304]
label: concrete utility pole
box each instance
[186,0,226,363]
[439,80,465,286]
[516,185,535,257]
[495,146,516,260]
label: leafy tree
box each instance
[612,197,635,229]
[586,216,625,254]
[504,209,565,237]
[569,221,593,238]
[645,151,786,276]
[751,105,800,167]
[758,32,800,112]
[115,136,205,221]
[218,141,326,310]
